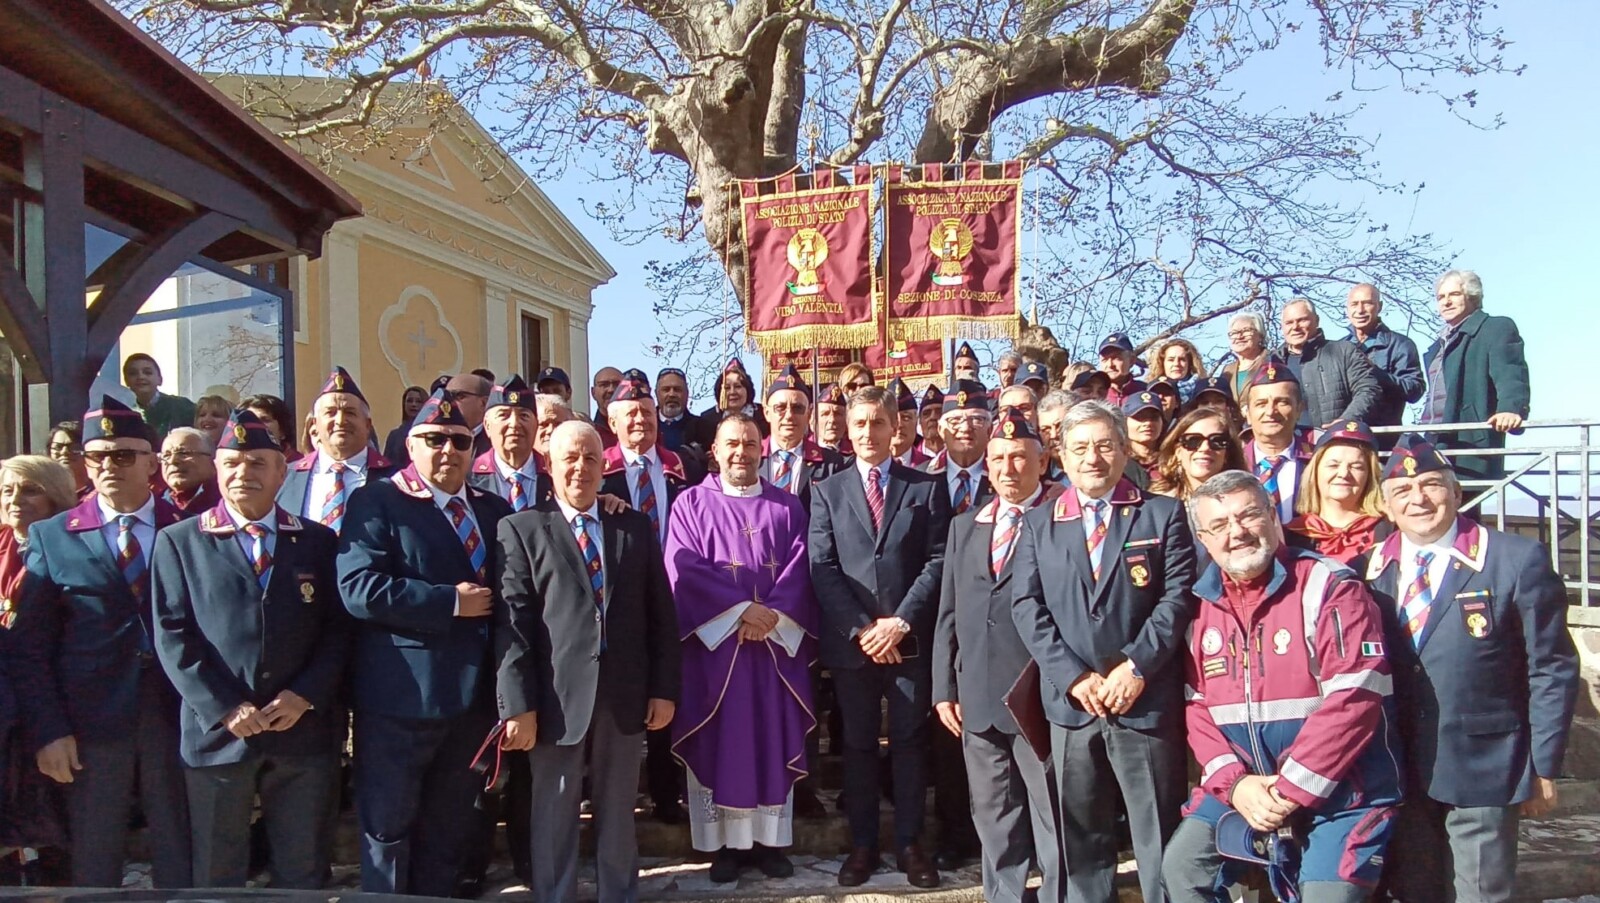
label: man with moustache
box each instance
[655,367,705,459]
[995,351,1022,390]
[337,389,512,895]
[1365,436,1576,903]
[1241,362,1316,526]
[1011,400,1196,903]
[933,408,1062,903]
[11,397,191,887]
[809,385,950,888]
[496,421,680,903]
[601,376,693,823]
[816,383,851,454]
[160,427,221,517]
[470,375,552,511]
[888,378,930,467]
[1163,469,1401,903]
[279,367,396,532]
[918,386,946,458]
[760,365,843,509]
[1344,284,1424,441]
[152,409,350,888]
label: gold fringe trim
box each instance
[888,315,1018,344]
[749,322,880,354]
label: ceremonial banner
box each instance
[861,338,947,391]
[763,347,857,389]
[740,167,876,353]
[884,161,1022,343]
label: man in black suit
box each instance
[934,407,1061,903]
[336,389,512,896]
[497,420,681,903]
[152,409,350,888]
[809,384,950,888]
[1011,399,1197,903]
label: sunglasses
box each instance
[1178,433,1232,453]
[418,433,473,451]
[84,449,151,467]
[447,390,487,402]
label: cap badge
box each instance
[1003,421,1016,438]
[440,401,452,416]
[101,417,114,433]
[1403,456,1416,476]
[508,392,520,404]
[234,425,248,442]
[1346,421,1357,431]
[957,391,968,405]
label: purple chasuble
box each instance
[665,476,818,812]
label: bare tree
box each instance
[121,0,1515,379]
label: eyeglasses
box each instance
[1227,330,1258,340]
[84,449,151,468]
[159,450,205,463]
[1195,506,1270,538]
[942,414,991,429]
[1178,433,1232,453]
[47,442,82,457]
[418,433,473,451]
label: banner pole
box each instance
[811,348,821,436]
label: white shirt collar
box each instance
[494,453,538,481]
[98,494,155,527]
[555,496,601,524]
[224,502,276,533]
[720,479,762,498]
[1076,487,1111,510]
[319,447,369,473]
[622,444,661,469]
[950,458,985,478]
[999,486,1043,515]
[1402,522,1460,563]
[424,479,473,512]
[770,435,805,455]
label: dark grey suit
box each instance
[1011,482,1197,903]
[934,498,1061,903]
[496,501,681,903]
[809,460,949,850]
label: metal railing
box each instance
[1371,420,1599,615]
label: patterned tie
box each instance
[952,470,972,515]
[1084,499,1108,581]
[990,507,1021,578]
[574,513,606,649]
[1401,550,1436,648]
[319,460,348,530]
[865,466,885,533]
[1256,454,1286,511]
[509,473,532,512]
[243,523,272,589]
[446,498,487,581]
[771,450,795,493]
[116,515,147,594]
[635,457,659,538]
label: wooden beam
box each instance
[0,244,49,380]
[22,96,90,425]
[84,209,241,366]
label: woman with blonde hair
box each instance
[192,395,233,447]
[1285,421,1391,565]
[838,362,875,392]
[1219,312,1269,401]
[1149,408,1248,502]
[1147,338,1208,403]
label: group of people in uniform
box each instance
[0,336,1577,903]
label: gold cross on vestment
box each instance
[763,552,782,581]
[724,558,746,579]
[739,521,759,541]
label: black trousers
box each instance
[645,726,684,810]
[833,658,931,850]
[186,753,335,888]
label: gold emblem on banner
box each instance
[930,218,974,286]
[785,228,828,297]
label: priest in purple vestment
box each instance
[665,413,818,884]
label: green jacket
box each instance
[1423,309,1531,481]
[137,392,198,442]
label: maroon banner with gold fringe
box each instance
[861,338,947,391]
[884,161,1022,343]
[740,167,876,353]
[763,346,858,389]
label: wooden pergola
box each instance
[0,0,361,447]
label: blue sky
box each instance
[533,0,1596,423]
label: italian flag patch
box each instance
[1360,641,1384,657]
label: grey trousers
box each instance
[66,678,191,889]
[964,727,1062,903]
[185,754,336,888]
[1384,797,1520,903]
[1052,719,1184,903]
[526,703,645,903]
[1162,816,1372,903]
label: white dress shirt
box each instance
[305,447,372,519]
[945,459,986,508]
[555,496,606,603]
[1253,442,1301,525]
[224,503,277,580]
[1398,522,1460,601]
[97,495,155,568]
[621,444,669,543]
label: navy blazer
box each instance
[1363,518,1577,807]
[337,467,512,720]
[11,495,184,750]
[152,503,351,766]
[808,460,950,670]
[922,452,995,515]
[276,449,398,523]
[934,494,1049,734]
[1011,480,1197,730]
[495,502,681,745]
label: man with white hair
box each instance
[1274,299,1381,429]
[160,427,220,518]
[278,367,396,532]
[1163,469,1401,903]
[995,351,1023,390]
[1419,270,1531,481]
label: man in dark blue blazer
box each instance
[278,367,397,531]
[933,408,1061,903]
[469,375,553,511]
[152,409,350,888]
[809,384,950,888]
[1365,435,1577,903]
[496,419,681,903]
[1011,399,1197,903]
[337,389,513,896]
[10,396,191,888]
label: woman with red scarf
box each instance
[1285,421,1392,565]
[0,455,78,882]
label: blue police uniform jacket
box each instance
[1363,517,1578,808]
[152,502,351,766]
[337,466,512,720]
[10,496,183,750]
